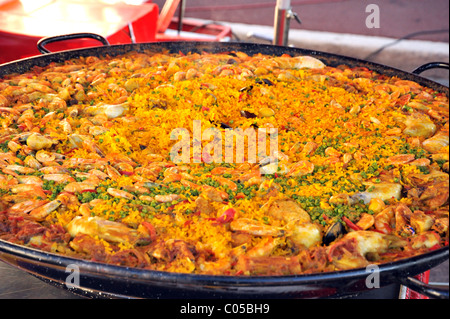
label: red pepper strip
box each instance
[141,221,157,241]
[215,208,236,224]
[183,220,193,227]
[80,189,97,193]
[8,215,24,221]
[235,193,246,200]
[342,216,362,231]
[430,243,442,251]
[119,171,134,176]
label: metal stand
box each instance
[273,2,301,46]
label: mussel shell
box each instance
[323,221,346,246]
[240,110,257,119]
[239,85,254,93]
[256,78,275,86]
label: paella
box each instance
[0,50,448,276]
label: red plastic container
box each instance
[0,0,158,64]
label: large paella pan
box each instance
[0,34,448,298]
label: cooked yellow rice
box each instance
[0,50,448,276]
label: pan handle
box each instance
[412,62,449,75]
[37,33,110,54]
[399,276,449,299]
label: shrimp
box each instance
[29,199,62,221]
[16,175,44,186]
[23,156,42,170]
[201,186,229,202]
[212,175,237,191]
[64,182,97,193]
[2,165,35,176]
[35,150,57,163]
[245,237,283,258]
[286,160,314,177]
[8,199,49,214]
[386,154,415,165]
[230,218,285,237]
[107,188,136,201]
[42,174,75,184]
[374,207,395,234]
[154,194,180,203]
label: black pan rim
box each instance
[0,41,448,93]
[1,238,448,286]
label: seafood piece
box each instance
[267,199,311,224]
[386,154,415,165]
[3,165,35,175]
[64,182,97,193]
[35,150,56,163]
[323,221,346,245]
[286,160,314,177]
[26,133,55,150]
[245,237,282,258]
[327,231,404,269]
[83,102,129,119]
[374,207,395,234]
[422,122,449,153]
[0,175,18,190]
[355,213,375,230]
[265,199,322,248]
[8,199,49,214]
[350,183,402,204]
[154,194,180,203]
[395,204,414,235]
[212,175,237,191]
[410,231,441,250]
[66,216,139,243]
[68,134,105,157]
[230,218,285,237]
[401,113,437,138]
[42,174,75,184]
[286,221,322,248]
[418,180,449,208]
[107,188,136,200]
[410,211,434,234]
[29,199,62,220]
[16,175,44,186]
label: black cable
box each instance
[364,29,449,61]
